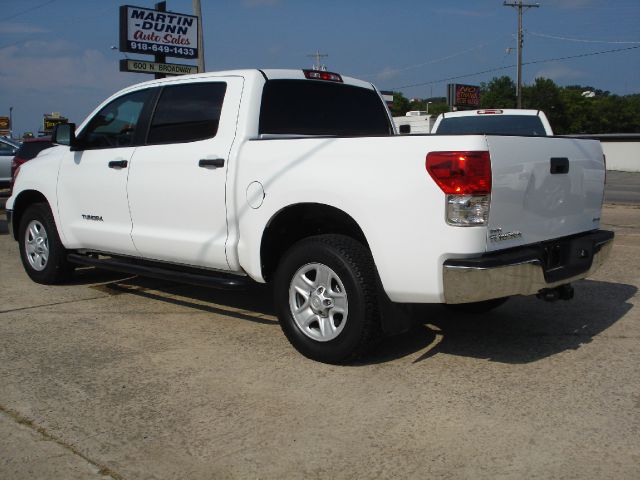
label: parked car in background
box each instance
[432,109,554,136]
[0,137,20,188]
[9,137,54,191]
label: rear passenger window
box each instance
[147,82,227,144]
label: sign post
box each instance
[154,1,167,79]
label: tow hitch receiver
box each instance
[536,284,574,302]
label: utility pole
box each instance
[307,50,328,71]
[154,1,167,79]
[504,0,539,108]
[193,0,205,73]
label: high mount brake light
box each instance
[302,69,343,83]
[477,109,503,115]
[426,151,491,195]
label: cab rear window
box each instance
[259,80,392,136]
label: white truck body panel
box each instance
[486,135,605,251]
[126,76,244,270]
[234,134,491,303]
[57,146,139,255]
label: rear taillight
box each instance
[426,151,492,226]
[477,109,503,115]
[10,157,21,179]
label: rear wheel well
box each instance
[261,203,368,281]
[11,190,49,240]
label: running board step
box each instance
[67,253,250,290]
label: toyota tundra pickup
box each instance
[6,69,613,363]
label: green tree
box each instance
[523,78,568,133]
[479,76,516,108]
[427,103,450,116]
[390,92,411,116]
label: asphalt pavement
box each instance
[604,170,640,205]
[0,194,639,478]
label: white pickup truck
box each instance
[432,108,554,136]
[6,69,613,363]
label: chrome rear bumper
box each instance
[443,230,614,304]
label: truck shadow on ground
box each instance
[86,272,278,326]
[82,270,636,365]
[366,279,636,365]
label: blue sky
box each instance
[1,0,639,136]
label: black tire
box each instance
[273,234,381,364]
[18,203,73,284]
[445,297,509,314]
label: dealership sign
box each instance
[119,5,198,60]
[119,59,199,76]
[0,116,9,135]
[447,84,481,109]
[42,113,68,134]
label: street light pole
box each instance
[9,106,13,139]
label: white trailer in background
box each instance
[393,111,434,134]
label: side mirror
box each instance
[52,123,77,148]
[399,124,411,134]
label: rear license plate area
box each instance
[541,237,594,283]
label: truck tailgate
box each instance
[486,135,605,251]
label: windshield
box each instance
[436,115,548,136]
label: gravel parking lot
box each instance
[0,198,638,479]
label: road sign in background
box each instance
[42,113,68,134]
[0,116,9,136]
[448,84,481,110]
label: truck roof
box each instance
[119,69,375,93]
[439,109,543,118]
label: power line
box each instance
[0,4,112,50]
[391,44,640,90]
[5,0,57,21]
[525,44,640,66]
[528,31,640,45]
[358,37,507,79]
